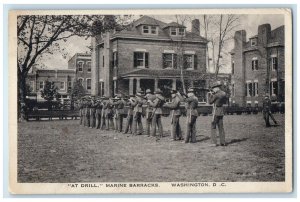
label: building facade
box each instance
[230,24,285,107]
[91,15,216,101]
[26,68,76,103]
[68,53,92,94]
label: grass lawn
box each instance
[17,113,285,182]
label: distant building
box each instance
[68,53,92,94]
[26,68,76,103]
[230,24,285,107]
[91,15,228,101]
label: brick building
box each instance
[68,53,92,94]
[26,68,76,103]
[91,15,219,101]
[230,24,285,107]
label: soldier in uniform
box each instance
[89,96,97,128]
[183,88,198,143]
[79,97,84,125]
[84,97,91,127]
[164,89,183,141]
[95,97,102,129]
[263,94,278,127]
[114,94,126,133]
[132,91,144,135]
[100,97,108,130]
[145,89,156,137]
[105,97,115,130]
[123,94,134,134]
[148,89,165,139]
[208,81,227,146]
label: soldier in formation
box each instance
[262,94,278,127]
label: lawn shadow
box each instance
[195,136,210,143]
[226,137,249,145]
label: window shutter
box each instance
[162,53,166,69]
[134,52,137,68]
[145,52,149,68]
[173,54,177,69]
[194,54,197,69]
[251,60,254,71]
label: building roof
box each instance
[100,15,208,44]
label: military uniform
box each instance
[164,90,183,140]
[132,92,144,135]
[263,95,278,127]
[79,99,83,125]
[95,99,102,129]
[89,98,97,128]
[100,98,108,130]
[105,98,114,130]
[123,95,134,134]
[208,81,227,146]
[149,89,165,138]
[145,89,156,136]
[184,89,198,143]
[84,99,91,127]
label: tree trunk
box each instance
[18,73,28,122]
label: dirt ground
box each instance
[17,113,285,183]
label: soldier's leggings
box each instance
[100,115,106,130]
[211,116,225,145]
[171,115,182,140]
[151,114,163,138]
[79,109,82,125]
[185,115,197,143]
[132,112,143,135]
[90,111,96,128]
[95,113,101,129]
[124,115,133,133]
[145,113,152,136]
[117,115,124,132]
[263,111,277,126]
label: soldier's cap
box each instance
[170,89,177,94]
[154,89,162,94]
[145,89,152,94]
[187,88,195,93]
[264,94,270,98]
[211,80,222,89]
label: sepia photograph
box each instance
[8,8,292,194]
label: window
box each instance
[60,82,65,90]
[86,78,91,90]
[232,83,235,97]
[270,80,278,96]
[77,62,83,72]
[232,61,235,74]
[170,27,186,36]
[163,53,177,69]
[87,61,91,72]
[142,25,149,34]
[271,57,278,71]
[250,38,257,46]
[102,55,105,68]
[113,52,118,68]
[151,26,157,34]
[134,52,149,68]
[183,54,194,69]
[78,78,83,86]
[253,81,258,96]
[29,81,34,91]
[39,81,44,90]
[252,59,258,70]
[68,81,72,91]
[246,81,259,97]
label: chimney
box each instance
[191,19,200,36]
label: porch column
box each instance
[154,78,158,90]
[129,78,134,95]
[136,78,140,92]
[172,79,177,90]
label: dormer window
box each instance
[142,25,158,35]
[170,27,186,36]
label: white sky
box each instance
[40,14,284,73]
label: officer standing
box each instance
[145,89,156,137]
[164,89,183,141]
[208,81,227,146]
[184,88,198,143]
[148,89,165,139]
[132,91,144,135]
[263,94,278,127]
[123,95,135,134]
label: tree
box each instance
[17,14,132,121]
[69,80,86,109]
[40,80,60,110]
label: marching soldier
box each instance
[105,97,115,130]
[263,94,278,127]
[114,94,126,133]
[100,96,108,130]
[183,88,198,143]
[145,89,156,137]
[208,81,227,146]
[123,95,134,134]
[95,97,102,129]
[132,91,144,135]
[148,89,165,139]
[164,89,183,141]
[89,96,96,128]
